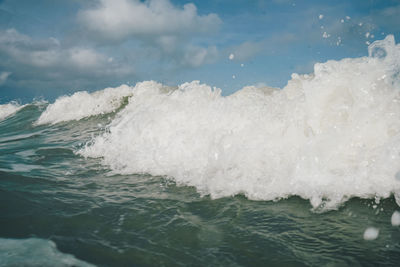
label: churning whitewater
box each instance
[8,35,400,209]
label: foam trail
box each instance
[36,85,133,125]
[81,36,400,209]
[0,237,95,267]
[0,102,25,121]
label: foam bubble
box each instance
[391,211,400,226]
[81,36,400,209]
[0,102,24,121]
[36,84,133,125]
[363,227,379,240]
[0,237,95,267]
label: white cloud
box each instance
[69,48,104,68]
[371,5,400,30]
[0,29,113,71]
[0,28,134,90]
[156,35,179,53]
[0,71,11,85]
[228,33,297,61]
[76,0,222,70]
[230,41,265,61]
[0,29,131,72]
[78,0,221,41]
[181,45,218,67]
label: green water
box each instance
[0,104,399,266]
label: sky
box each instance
[0,0,399,103]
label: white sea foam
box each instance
[0,237,95,267]
[80,35,400,209]
[0,102,24,121]
[36,84,133,125]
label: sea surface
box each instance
[1,36,400,266]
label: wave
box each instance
[35,85,133,125]
[76,35,400,209]
[0,237,95,267]
[0,102,25,121]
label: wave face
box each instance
[79,36,400,209]
[0,102,25,121]
[36,85,133,125]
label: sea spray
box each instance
[75,35,400,209]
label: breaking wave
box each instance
[75,35,400,209]
[36,85,133,125]
[6,35,396,210]
[0,102,25,121]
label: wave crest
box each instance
[0,102,25,121]
[36,85,133,125]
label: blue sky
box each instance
[0,0,399,102]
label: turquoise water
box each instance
[0,102,400,266]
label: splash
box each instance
[78,36,400,209]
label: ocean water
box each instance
[1,36,400,266]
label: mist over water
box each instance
[1,36,400,266]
